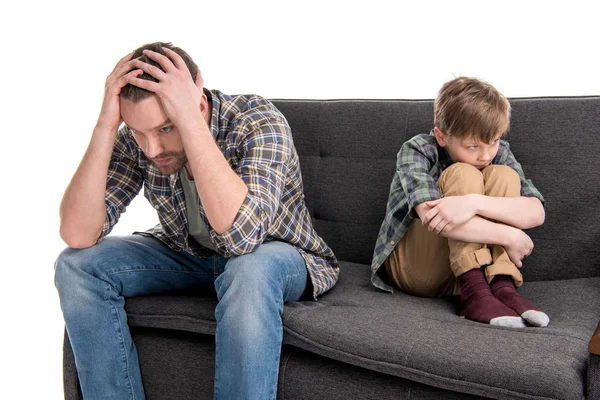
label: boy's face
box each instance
[434,127,502,169]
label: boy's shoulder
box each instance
[400,131,440,158]
[408,131,437,146]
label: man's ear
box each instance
[433,127,447,147]
[200,93,210,120]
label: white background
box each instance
[2,1,598,398]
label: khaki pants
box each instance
[384,163,523,297]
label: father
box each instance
[55,42,338,400]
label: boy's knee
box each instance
[482,165,521,196]
[438,162,484,195]
[482,164,519,184]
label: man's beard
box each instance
[150,151,188,175]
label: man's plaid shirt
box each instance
[371,131,545,293]
[100,89,339,298]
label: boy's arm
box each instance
[415,202,534,267]
[420,141,545,232]
[472,194,544,229]
[424,194,544,231]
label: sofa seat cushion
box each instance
[282,261,600,400]
[125,289,218,335]
[124,261,599,399]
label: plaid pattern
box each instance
[371,131,545,292]
[101,89,339,298]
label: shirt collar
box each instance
[205,88,221,141]
[429,129,453,170]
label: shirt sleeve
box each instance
[497,141,545,203]
[212,114,291,256]
[98,127,143,242]
[397,138,441,216]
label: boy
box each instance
[371,77,549,328]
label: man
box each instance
[55,42,339,400]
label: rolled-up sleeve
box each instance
[212,115,291,255]
[98,127,143,242]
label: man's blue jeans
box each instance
[54,235,309,400]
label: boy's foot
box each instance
[458,268,525,328]
[490,275,550,327]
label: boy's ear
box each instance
[433,127,447,147]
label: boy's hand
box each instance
[504,229,534,267]
[126,47,203,130]
[97,51,143,132]
[422,195,478,234]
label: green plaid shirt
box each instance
[100,89,339,298]
[371,131,545,293]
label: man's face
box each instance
[434,128,502,169]
[121,96,187,175]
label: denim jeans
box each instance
[55,235,308,400]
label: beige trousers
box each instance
[384,163,523,297]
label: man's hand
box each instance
[97,52,143,132]
[504,229,534,267]
[422,194,478,234]
[127,48,203,129]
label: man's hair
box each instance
[434,77,511,142]
[121,42,200,103]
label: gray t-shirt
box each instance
[179,168,216,251]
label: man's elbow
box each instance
[59,226,99,249]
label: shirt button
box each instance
[154,205,160,210]
[390,240,395,246]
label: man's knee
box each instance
[219,251,281,293]
[54,246,89,292]
[437,162,485,196]
[54,238,122,301]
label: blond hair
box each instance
[434,77,510,142]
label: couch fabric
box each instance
[63,96,600,399]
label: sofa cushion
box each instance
[126,289,218,335]
[125,260,600,399]
[282,261,600,400]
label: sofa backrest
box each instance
[272,97,600,282]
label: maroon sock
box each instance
[490,275,549,327]
[458,268,525,328]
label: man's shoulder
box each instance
[209,89,285,123]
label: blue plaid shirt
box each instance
[100,89,339,298]
[371,131,545,293]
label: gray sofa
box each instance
[63,96,600,399]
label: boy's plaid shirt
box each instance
[100,89,339,298]
[371,131,544,293]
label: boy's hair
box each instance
[434,77,511,143]
[121,42,200,103]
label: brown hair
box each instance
[434,77,511,143]
[121,42,200,103]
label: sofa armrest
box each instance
[590,321,600,355]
